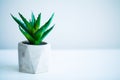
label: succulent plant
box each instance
[11,12,55,45]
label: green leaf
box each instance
[11,14,29,33]
[19,26,35,44]
[34,13,41,30]
[31,12,36,27]
[18,13,32,33]
[34,13,54,39]
[40,24,55,41]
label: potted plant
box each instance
[11,12,55,74]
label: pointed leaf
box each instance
[11,14,29,33]
[40,24,55,41]
[34,13,41,30]
[31,12,36,27]
[18,13,32,32]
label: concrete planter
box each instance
[18,41,50,74]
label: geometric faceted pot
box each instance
[18,41,51,74]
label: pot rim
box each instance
[18,41,50,47]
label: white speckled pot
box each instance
[18,41,51,74]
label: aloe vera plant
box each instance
[11,13,55,45]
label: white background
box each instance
[0,0,120,49]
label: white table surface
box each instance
[0,49,120,80]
